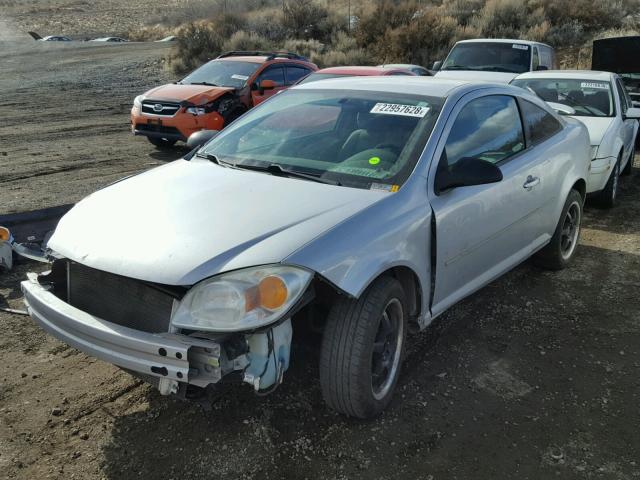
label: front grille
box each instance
[135,124,182,136]
[141,100,180,116]
[67,262,176,333]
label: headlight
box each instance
[133,95,144,108]
[590,145,599,160]
[187,106,206,115]
[171,265,312,332]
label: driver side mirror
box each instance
[435,157,503,194]
[624,107,640,119]
[431,60,442,71]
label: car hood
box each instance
[435,70,518,83]
[569,116,614,146]
[143,83,235,105]
[48,158,387,286]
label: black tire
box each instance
[597,157,620,208]
[622,148,634,176]
[534,189,583,270]
[319,276,407,418]
[147,136,177,149]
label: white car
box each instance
[512,71,640,207]
[433,39,555,83]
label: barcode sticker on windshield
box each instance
[512,44,529,50]
[370,103,430,117]
[231,74,249,80]
[581,82,609,90]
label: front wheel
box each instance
[597,158,620,208]
[534,189,583,270]
[319,276,407,418]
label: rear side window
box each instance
[615,78,630,114]
[443,95,525,166]
[519,99,562,145]
[285,66,312,85]
[257,66,285,86]
[532,48,540,70]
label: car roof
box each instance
[379,64,425,69]
[456,38,551,48]
[293,75,490,98]
[216,56,313,65]
[514,70,614,81]
[314,66,403,75]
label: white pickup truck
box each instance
[433,39,556,83]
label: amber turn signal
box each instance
[0,227,11,242]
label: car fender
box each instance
[284,174,433,328]
[555,117,591,209]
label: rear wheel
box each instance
[319,276,407,418]
[147,136,177,149]
[534,189,583,270]
[597,158,620,208]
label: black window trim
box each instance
[515,96,563,148]
[438,93,529,174]
[283,63,313,86]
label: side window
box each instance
[532,47,540,70]
[443,95,525,167]
[615,78,630,113]
[257,66,285,86]
[519,100,562,145]
[285,66,312,85]
[388,71,413,76]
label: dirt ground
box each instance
[1,22,640,480]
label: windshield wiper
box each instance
[195,152,231,166]
[479,66,520,73]
[233,163,342,186]
[563,94,601,116]
[189,81,218,86]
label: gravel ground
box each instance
[1,27,640,480]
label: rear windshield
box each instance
[180,60,260,88]
[202,89,444,189]
[512,78,615,117]
[442,42,532,74]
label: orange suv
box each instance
[131,51,318,148]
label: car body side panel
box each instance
[285,175,433,327]
[424,87,589,318]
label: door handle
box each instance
[523,175,540,190]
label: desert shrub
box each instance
[380,8,459,66]
[546,20,586,47]
[245,8,288,42]
[471,0,545,38]
[222,30,272,52]
[310,47,373,68]
[126,24,174,42]
[282,38,324,58]
[442,0,485,26]
[283,0,331,39]
[354,1,420,50]
[534,0,631,33]
[168,22,225,74]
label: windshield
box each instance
[511,78,615,117]
[180,60,260,88]
[297,73,352,84]
[442,42,531,74]
[201,89,443,189]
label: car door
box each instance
[251,65,286,106]
[428,92,552,316]
[614,76,638,163]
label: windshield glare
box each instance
[512,78,615,117]
[202,89,443,189]
[442,42,531,74]
[180,60,260,88]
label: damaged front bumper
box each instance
[21,277,292,396]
